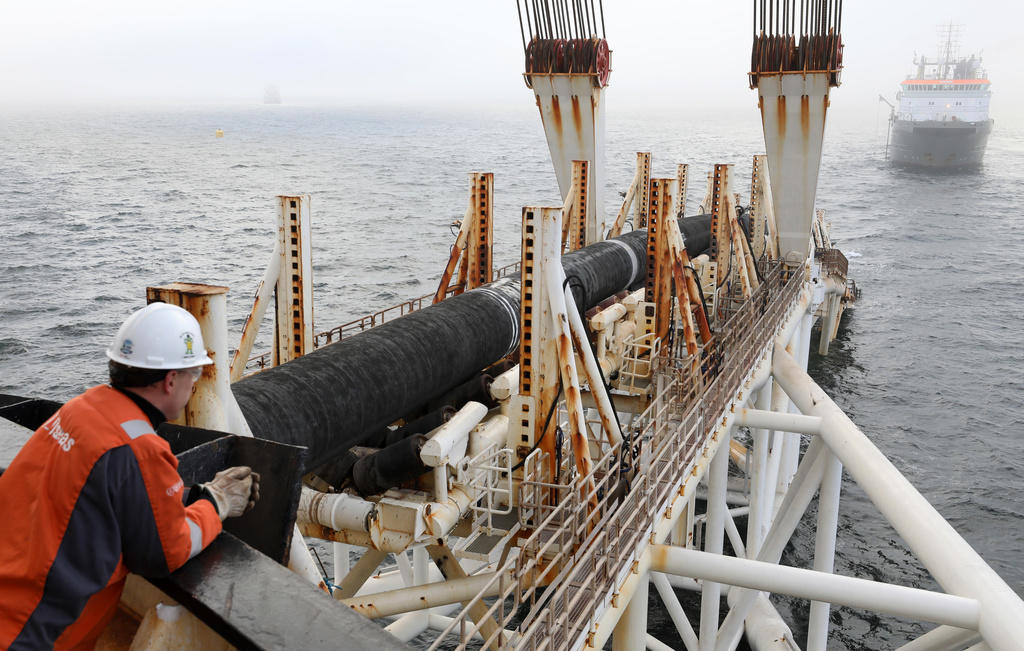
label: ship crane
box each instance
[1,1,1022,650]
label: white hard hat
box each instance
[107,302,214,370]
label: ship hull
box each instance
[889,119,993,169]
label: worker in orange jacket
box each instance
[0,302,260,649]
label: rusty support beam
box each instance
[569,160,590,251]
[749,155,768,259]
[675,164,689,218]
[432,218,469,305]
[636,152,652,230]
[465,173,494,290]
[511,207,562,476]
[645,179,674,345]
[273,195,313,366]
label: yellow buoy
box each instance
[215,129,224,138]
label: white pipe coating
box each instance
[736,593,799,651]
[894,625,980,651]
[613,572,649,651]
[724,509,746,559]
[823,275,845,296]
[773,348,1024,650]
[736,408,822,435]
[746,387,771,560]
[807,451,843,651]
[715,437,827,649]
[420,401,488,467]
[468,414,508,458]
[590,302,627,331]
[433,466,447,504]
[700,429,731,651]
[341,570,515,621]
[296,487,375,532]
[651,572,699,651]
[489,366,519,401]
[645,634,677,651]
[651,546,981,630]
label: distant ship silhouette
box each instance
[264,85,282,105]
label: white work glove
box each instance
[202,466,260,520]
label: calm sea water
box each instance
[1,104,1021,648]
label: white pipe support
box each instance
[589,554,653,651]
[895,625,981,651]
[651,545,981,631]
[774,345,1024,646]
[564,283,623,445]
[700,426,732,651]
[746,386,771,560]
[613,570,649,651]
[736,408,822,435]
[715,436,828,648]
[468,413,509,458]
[423,484,473,539]
[433,466,448,504]
[427,614,494,644]
[773,285,814,353]
[724,509,746,559]
[652,571,699,651]
[806,450,843,651]
[296,487,375,532]
[737,592,799,651]
[590,302,628,332]
[773,348,1024,650]
[357,564,446,597]
[384,610,431,643]
[823,275,845,296]
[489,366,519,402]
[340,569,515,620]
[645,634,677,651]
[420,401,488,467]
[332,542,350,586]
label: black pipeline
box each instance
[233,223,704,471]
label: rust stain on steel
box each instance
[550,96,564,140]
[571,95,584,150]
[800,94,811,142]
[776,95,787,143]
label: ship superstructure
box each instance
[889,25,993,168]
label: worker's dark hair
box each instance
[108,360,170,389]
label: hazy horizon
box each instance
[2,1,1021,129]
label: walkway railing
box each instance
[428,263,807,650]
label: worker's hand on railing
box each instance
[202,466,261,520]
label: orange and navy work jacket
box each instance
[0,385,222,649]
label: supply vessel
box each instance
[2,2,1022,650]
[888,25,993,169]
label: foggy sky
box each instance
[2,0,1021,129]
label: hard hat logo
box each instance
[120,339,134,357]
[183,332,195,358]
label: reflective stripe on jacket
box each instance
[0,385,222,649]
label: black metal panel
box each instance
[151,532,410,651]
[168,428,307,565]
[0,394,63,430]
